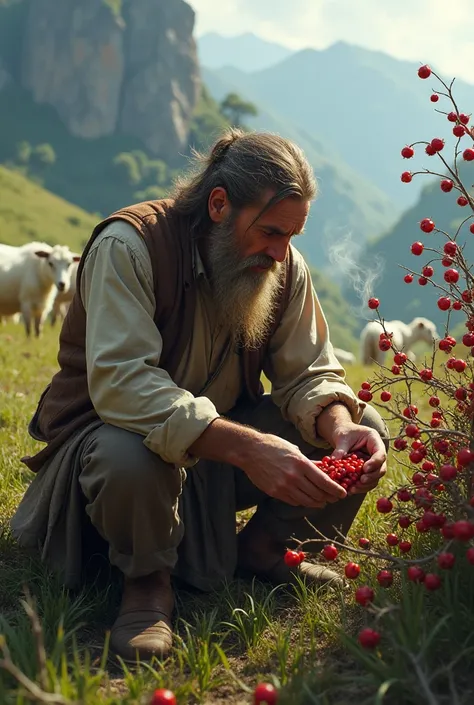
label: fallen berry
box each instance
[254,683,278,704]
[284,550,303,568]
[355,585,374,606]
[358,628,381,649]
[345,562,361,579]
[322,544,338,561]
[151,690,176,705]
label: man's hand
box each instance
[240,433,347,508]
[330,423,387,494]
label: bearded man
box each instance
[11,129,388,662]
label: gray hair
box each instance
[172,128,317,233]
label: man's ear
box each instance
[208,187,230,223]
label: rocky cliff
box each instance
[12,0,200,161]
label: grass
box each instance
[0,322,473,704]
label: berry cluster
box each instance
[315,453,366,490]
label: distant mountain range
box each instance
[200,35,474,212]
[197,32,294,72]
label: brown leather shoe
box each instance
[110,571,174,662]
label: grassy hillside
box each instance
[0,165,97,250]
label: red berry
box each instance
[439,464,457,481]
[376,497,393,514]
[457,448,474,466]
[444,268,459,283]
[430,94,439,102]
[409,450,424,464]
[407,566,425,582]
[440,179,454,192]
[151,690,176,705]
[452,520,474,541]
[412,471,425,485]
[379,338,392,351]
[405,424,420,438]
[458,196,469,207]
[394,438,408,451]
[399,514,412,528]
[377,569,393,587]
[391,365,401,375]
[467,548,474,565]
[355,586,374,606]
[322,544,338,560]
[358,628,381,649]
[345,562,361,579]
[368,297,380,309]
[386,533,399,546]
[418,64,431,79]
[284,550,303,568]
[444,241,458,256]
[430,139,444,153]
[453,301,462,310]
[424,573,442,591]
[442,256,454,267]
[437,296,451,311]
[358,389,373,402]
[401,145,415,158]
[447,111,458,122]
[422,265,434,277]
[404,274,414,284]
[254,683,278,704]
[455,387,468,400]
[419,368,433,381]
[361,381,371,390]
[380,390,392,402]
[358,537,370,549]
[463,148,474,161]
[438,552,456,569]
[453,358,467,372]
[463,333,474,347]
[298,551,306,563]
[462,289,474,302]
[394,352,408,365]
[398,488,412,503]
[425,144,437,156]
[453,124,466,137]
[420,218,435,233]
[411,241,424,255]
[460,113,470,124]
[442,523,455,540]
[470,223,474,234]
[418,277,428,286]
[401,171,413,183]
[399,540,412,553]
[403,404,419,418]
[429,396,440,407]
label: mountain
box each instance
[202,66,398,270]
[206,41,474,209]
[197,31,293,72]
[359,161,474,330]
[0,165,97,251]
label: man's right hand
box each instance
[239,432,347,508]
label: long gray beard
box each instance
[206,219,285,349]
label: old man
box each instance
[11,129,388,662]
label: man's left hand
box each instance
[330,423,387,494]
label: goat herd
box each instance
[0,241,440,366]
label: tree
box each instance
[220,92,257,128]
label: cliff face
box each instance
[18,0,200,159]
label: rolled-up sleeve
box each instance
[80,223,220,467]
[264,247,365,448]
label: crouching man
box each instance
[11,128,388,662]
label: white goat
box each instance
[50,259,79,326]
[333,347,356,365]
[0,242,80,337]
[360,317,439,365]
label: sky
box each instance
[188,0,474,84]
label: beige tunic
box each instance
[80,220,364,466]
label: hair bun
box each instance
[209,128,243,164]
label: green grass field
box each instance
[0,322,473,705]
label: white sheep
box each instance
[0,242,80,337]
[50,259,79,326]
[333,347,356,365]
[360,317,439,365]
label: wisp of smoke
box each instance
[326,231,385,320]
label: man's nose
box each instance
[265,240,290,263]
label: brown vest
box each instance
[23,199,293,473]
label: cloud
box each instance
[188,0,474,83]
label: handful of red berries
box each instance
[315,453,368,490]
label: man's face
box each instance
[205,190,310,349]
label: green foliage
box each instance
[220,91,258,127]
[188,84,230,152]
